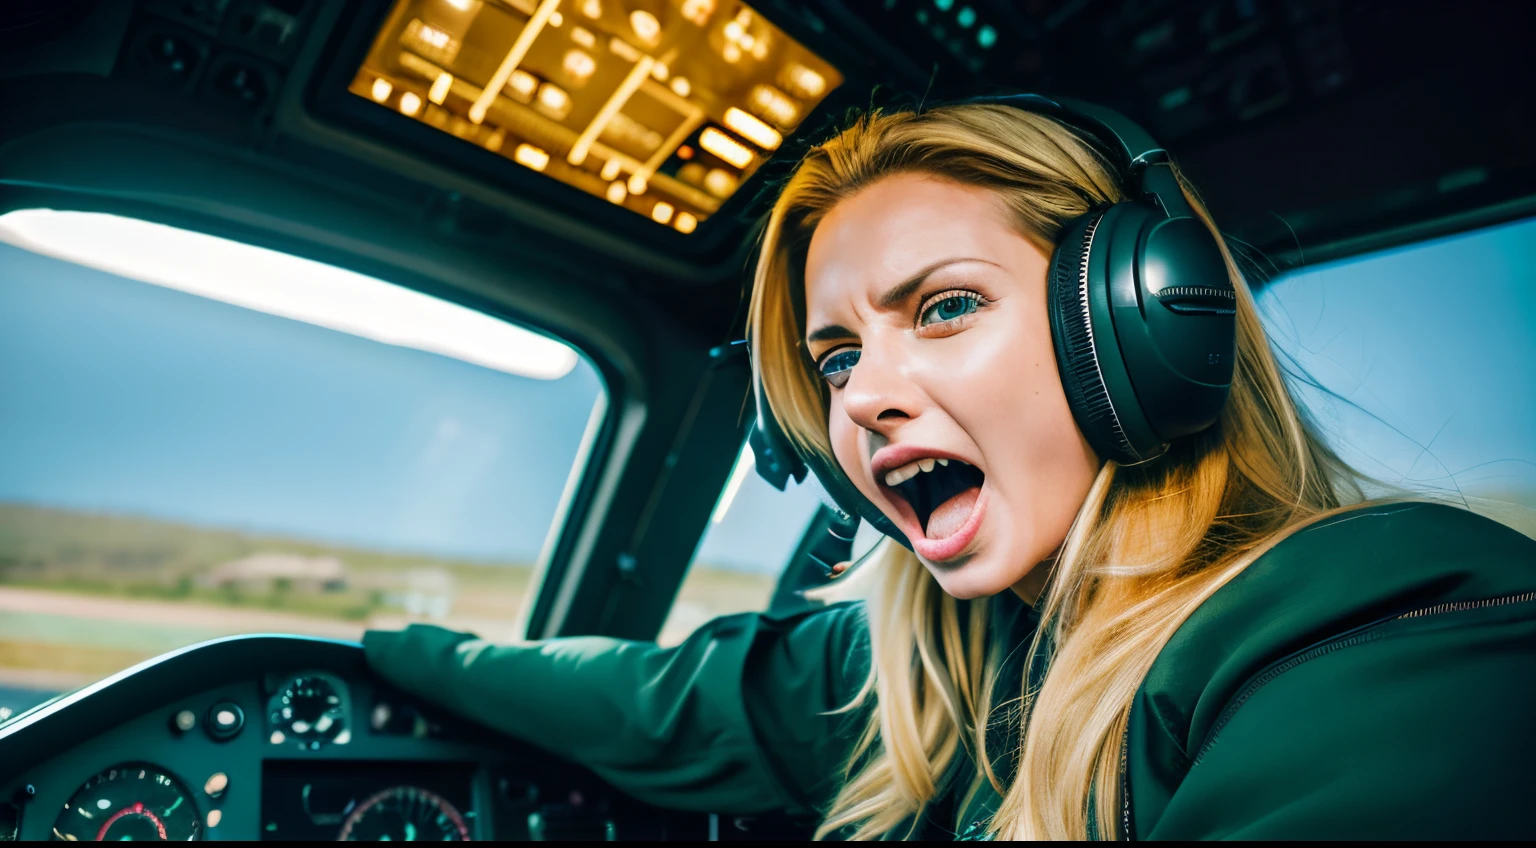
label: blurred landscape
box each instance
[0,491,1529,715]
[0,502,772,709]
[0,502,523,695]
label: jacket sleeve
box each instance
[361,602,871,816]
[1145,600,1536,839]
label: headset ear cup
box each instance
[1048,211,1139,464]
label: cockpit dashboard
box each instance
[0,635,749,841]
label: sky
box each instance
[1,215,1533,576]
[1255,217,1536,503]
[0,243,602,565]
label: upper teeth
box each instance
[884,457,958,487]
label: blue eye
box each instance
[920,292,981,326]
[818,349,860,388]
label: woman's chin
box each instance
[925,554,1020,600]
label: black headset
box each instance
[749,94,1238,552]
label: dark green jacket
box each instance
[364,503,1536,839]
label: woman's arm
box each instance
[1142,600,1536,839]
[362,602,870,816]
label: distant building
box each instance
[397,567,456,619]
[208,553,348,592]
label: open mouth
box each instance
[883,458,986,541]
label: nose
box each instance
[839,336,924,437]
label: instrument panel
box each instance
[0,635,718,841]
[262,760,475,841]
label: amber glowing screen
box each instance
[350,0,843,234]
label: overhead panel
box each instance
[350,0,842,234]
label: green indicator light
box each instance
[957,7,976,27]
[916,8,929,23]
[935,0,954,10]
[977,24,997,48]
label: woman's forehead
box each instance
[803,175,1011,310]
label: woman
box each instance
[364,100,1536,840]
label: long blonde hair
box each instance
[747,104,1366,840]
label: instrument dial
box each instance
[269,675,347,749]
[337,785,471,841]
[51,763,201,842]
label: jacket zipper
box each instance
[1193,591,1536,766]
[1119,725,1132,841]
[1116,590,1536,839]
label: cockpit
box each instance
[1,0,1532,840]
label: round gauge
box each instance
[269,675,345,749]
[337,786,471,842]
[51,763,201,842]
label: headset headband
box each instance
[966,94,1195,221]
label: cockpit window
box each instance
[659,442,885,646]
[657,442,823,645]
[0,210,604,706]
[1259,215,1536,535]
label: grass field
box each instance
[0,502,536,618]
[0,502,775,696]
[0,502,534,692]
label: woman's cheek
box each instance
[922,321,1040,428]
[924,317,1016,382]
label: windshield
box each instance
[659,443,828,645]
[0,210,604,714]
[1259,215,1536,534]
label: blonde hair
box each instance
[747,104,1367,840]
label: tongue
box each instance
[924,487,981,540]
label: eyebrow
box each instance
[805,257,995,346]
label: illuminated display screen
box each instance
[350,0,843,234]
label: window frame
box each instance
[0,191,626,643]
